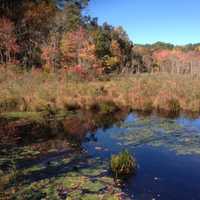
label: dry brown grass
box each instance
[1,67,200,115]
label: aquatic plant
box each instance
[110,150,137,178]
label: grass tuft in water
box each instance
[110,150,136,178]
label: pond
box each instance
[1,111,200,200]
[83,113,200,200]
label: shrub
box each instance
[110,150,137,178]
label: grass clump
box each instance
[168,98,181,114]
[110,150,137,178]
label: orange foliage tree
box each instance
[60,26,100,73]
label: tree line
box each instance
[0,0,134,75]
[0,0,200,76]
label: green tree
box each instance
[94,29,111,59]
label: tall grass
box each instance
[1,67,200,115]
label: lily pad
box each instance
[82,180,106,192]
[81,194,100,200]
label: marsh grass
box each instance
[0,68,200,116]
[110,150,136,178]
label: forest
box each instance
[1,0,200,75]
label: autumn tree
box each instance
[41,37,60,72]
[0,17,19,64]
[60,26,97,68]
[16,0,57,67]
[61,27,85,66]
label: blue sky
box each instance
[85,0,200,45]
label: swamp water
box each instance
[1,111,200,200]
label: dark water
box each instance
[1,111,200,199]
[83,113,200,200]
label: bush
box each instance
[110,150,137,178]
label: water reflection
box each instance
[1,110,200,199]
[0,110,128,200]
[102,113,200,155]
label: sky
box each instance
[85,0,200,45]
